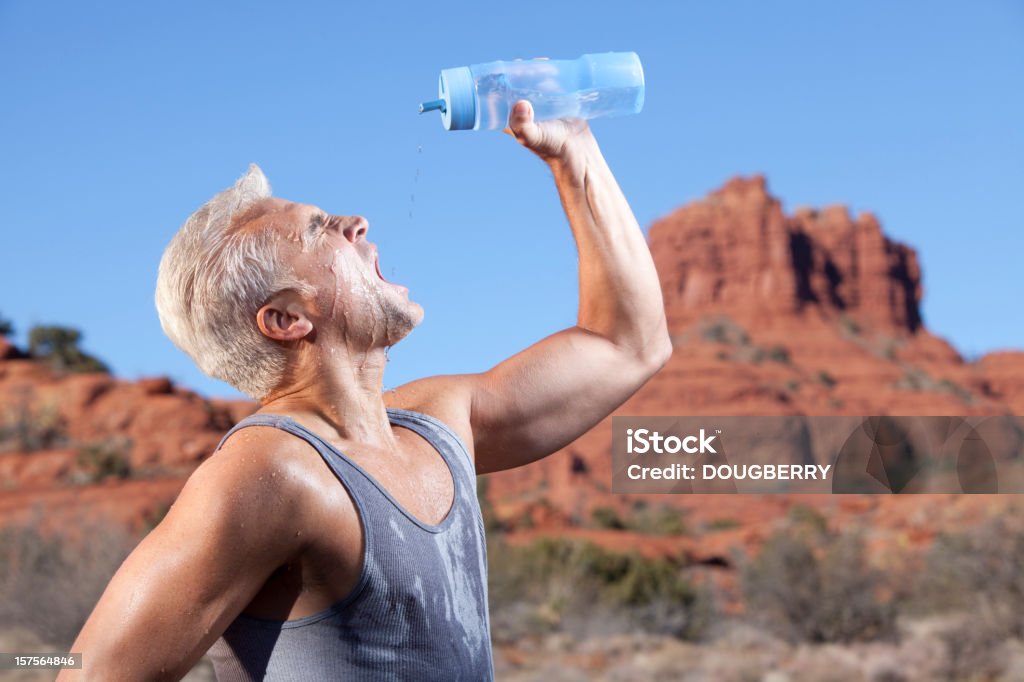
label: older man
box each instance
[61,101,670,681]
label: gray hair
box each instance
[155,164,314,400]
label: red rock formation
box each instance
[0,357,256,532]
[650,175,926,336]
[973,351,1024,414]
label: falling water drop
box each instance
[410,143,423,221]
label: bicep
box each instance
[470,326,660,474]
[63,450,305,681]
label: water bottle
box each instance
[419,52,644,131]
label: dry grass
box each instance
[0,510,136,648]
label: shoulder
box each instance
[198,422,317,496]
[383,374,477,458]
[174,424,325,547]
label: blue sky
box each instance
[1,1,1021,399]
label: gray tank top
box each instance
[205,408,494,681]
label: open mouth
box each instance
[374,253,387,282]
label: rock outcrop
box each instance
[650,175,924,335]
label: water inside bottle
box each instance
[476,73,642,130]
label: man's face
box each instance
[239,198,424,349]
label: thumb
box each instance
[505,100,540,144]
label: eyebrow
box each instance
[300,212,329,251]
[307,212,326,234]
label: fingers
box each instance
[509,100,533,129]
[505,100,540,146]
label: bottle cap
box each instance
[438,66,476,130]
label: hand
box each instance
[503,100,596,167]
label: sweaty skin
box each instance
[59,100,671,681]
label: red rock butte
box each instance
[651,175,923,335]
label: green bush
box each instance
[699,316,750,346]
[763,345,791,364]
[627,504,688,536]
[786,504,829,534]
[488,537,709,641]
[705,517,742,532]
[741,525,897,643]
[28,325,108,374]
[75,438,133,484]
[590,506,626,530]
[838,315,862,336]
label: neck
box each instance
[260,341,395,448]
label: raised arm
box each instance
[57,433,309,681]
[468,101,671,474]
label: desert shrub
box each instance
[74,438,133,484]
[816,370,838,389]
[705,517,742,532]
[700,316,750,346]
[741,524,897,643]
[932,615,1010,682]
[912,516,1024,636]
[786,504,829,534]
[28,325,108,374]
[627,503,688,536]
[590,506,626,530]
[0,388,68,452]
[838,315,862,336]
[488,537,709,641]
[893,369,930,391]
[0,512,136,647]
[763,345,791,364]
[590,503,687,536]
[0,313,13,337]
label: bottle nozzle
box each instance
[418,98,446,114]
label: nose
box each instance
[342,216,368,243]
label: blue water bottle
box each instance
[419,52,644,131]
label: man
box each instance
[61,101,671,681]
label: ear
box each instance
[256,292,314,342]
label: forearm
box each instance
[548,136,670,363]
